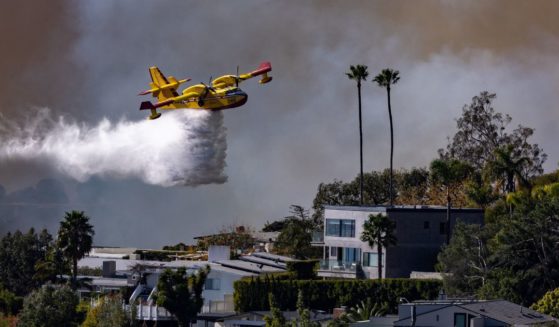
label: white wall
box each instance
[323,208,387,279]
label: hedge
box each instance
[234,276,442,313]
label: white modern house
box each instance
[78,246,290,325]
[316,205,484,279]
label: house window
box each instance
[454,313,466,327]
[205,278,221,290]
[439,222,446,235]
[341,220,355,237]
[343,247,360,263]
[424,221,430,229]
[325,219,355,237]
[363,252,383,267]
[330,246,337,256]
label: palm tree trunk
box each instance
[446,188,451,245]
[377,243,383,280]
[387,86,394,206]
[358,81,364,206]
[73,257,78,285]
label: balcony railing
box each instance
[319,259,358,272]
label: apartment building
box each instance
[317,205,483,279]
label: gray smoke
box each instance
[0,109,227,187]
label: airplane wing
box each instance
[138,66,190,102]
[212,62,273,89]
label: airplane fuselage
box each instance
[162,86,248,111]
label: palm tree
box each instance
[340,298,388,323]
[361,214,397,280]
[485,145,531,194]
[57,210,94,285]
[485,145,531,217]
[346,65,369,205]
[373,69,400,206]
[430,159,472,244]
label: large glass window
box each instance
[326,219,340,236]
[344,247,360,263]
[363,252,383,267]
[325,219,355,237]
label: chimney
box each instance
[438,288,447,301]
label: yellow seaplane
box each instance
[138,62,272,120]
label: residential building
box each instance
[317,205,483,279]
[393,299,555,327]
[78,246,292,325]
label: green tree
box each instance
[82,294,132,327]
[346,64,369,206]
[486,193,559,304]
[360,214,397,279]
[57,211,95,285]
[532,288,559,318]
[437,221,493,296]
[155,266,209,327]
[440,91,546,177]
[264,293,286,327]
[275,220,313,259]
[0,228,53,296]
[373,68,400,206]
[312,168,434,224]
[18,284,79,327]
[464,173,499,210]
[0,288,22,316]
[437,183,559,304]
[430,159,472,244]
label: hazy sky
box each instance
[0,1,558,247]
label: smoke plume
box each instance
[0,109,227,187]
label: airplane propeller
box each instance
[198,79,215,107]
[236,66,240,87]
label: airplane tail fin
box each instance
[239,61,272,84]
[138,66,190,102]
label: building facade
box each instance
[318,205,483,279]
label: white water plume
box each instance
[0,108,227,187]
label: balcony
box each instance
[317,259,358,279]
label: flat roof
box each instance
[78,257,256,276]
[324,205,482,213]
[216,260,285,274]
